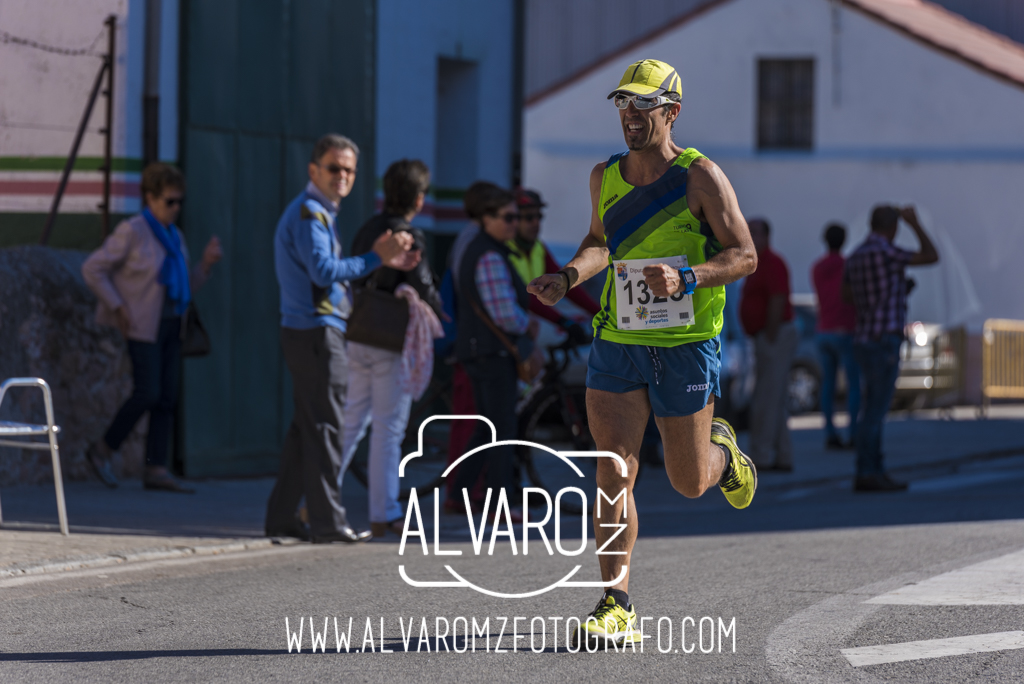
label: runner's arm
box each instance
[527,163,609,306]
[685,158,757,289]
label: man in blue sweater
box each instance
[266,134,418,543]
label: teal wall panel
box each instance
[230,134,283,450]
[237,2,286,134]
[181,129,235,456]
[185,0,239,129]
[179,0,376,477]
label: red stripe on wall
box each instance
[371,197,468,221]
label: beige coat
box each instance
[81,214,209,343]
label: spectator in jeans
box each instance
[266,134,418,543]
[82,163,222,492]
[340,159,444,539]
[811,223,860,449]
[453,182,539,523]
[740,218,798,472]
[843,205,938,492]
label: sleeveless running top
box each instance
[592,148,725,347]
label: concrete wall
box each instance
[523,0,1024,329]
[0,0,179,246]
[376,0,516,232]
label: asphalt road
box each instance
[2,454,1023,683]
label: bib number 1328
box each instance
[614,255,695,331]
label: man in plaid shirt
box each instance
[843,205,939,491]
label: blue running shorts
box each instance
[586,336,721,417]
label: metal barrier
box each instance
[0,378,69,535]
[981,318,1024,415]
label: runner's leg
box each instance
[587,387,649,593]
[656,397,725,498]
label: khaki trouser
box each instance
[750,322,799,468]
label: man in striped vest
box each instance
[529,59,759,649]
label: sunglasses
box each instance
[163,197,184,208]
[612,92,678,110]
[520,212,543,221]
[498,212,520,223]
[321,163,357,175]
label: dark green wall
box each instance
[178,0,376,476]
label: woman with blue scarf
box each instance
[82,163,222,492]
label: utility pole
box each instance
[100,14,116,237]
[40,16,116,245]
[143,0,162,167]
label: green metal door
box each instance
[177,0,376,476]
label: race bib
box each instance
[614,256,695,331]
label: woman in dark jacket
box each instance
[339,159,444,538]
[451,181,538,524]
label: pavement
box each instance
[1,405,1023,682]
[1,404,1022,579]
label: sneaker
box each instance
[571,594,642,650]
[711,417,757,509]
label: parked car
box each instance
[786,294,948,414]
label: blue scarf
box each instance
[142,207,191,315]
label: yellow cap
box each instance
[607,59,682,99]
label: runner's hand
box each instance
[642,263,682,297]
[528,273,567,306]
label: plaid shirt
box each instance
[843,233,913,342]
[475,251,530,334]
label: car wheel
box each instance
[788,362,820,415]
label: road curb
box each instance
[0,537,301,579]
[758,445,1024,493]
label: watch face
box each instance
[683,270,696,285]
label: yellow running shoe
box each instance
[712,417,757,509]
[571,595,642,650]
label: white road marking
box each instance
[867,547,1024,605]
[841,631,1024,667]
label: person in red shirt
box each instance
[740,218,798,472]
[811,223,860,450]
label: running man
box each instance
[528,59,758,648]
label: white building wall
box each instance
[524,0,1024,328]
[376,0,515,231]
[0,0,149,214]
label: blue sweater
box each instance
[274,183,382,331]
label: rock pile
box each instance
[0,246,145,486]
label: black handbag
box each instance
[180,303,211,357]
[345,276,409,353]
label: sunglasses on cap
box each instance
[612,92,678,110]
